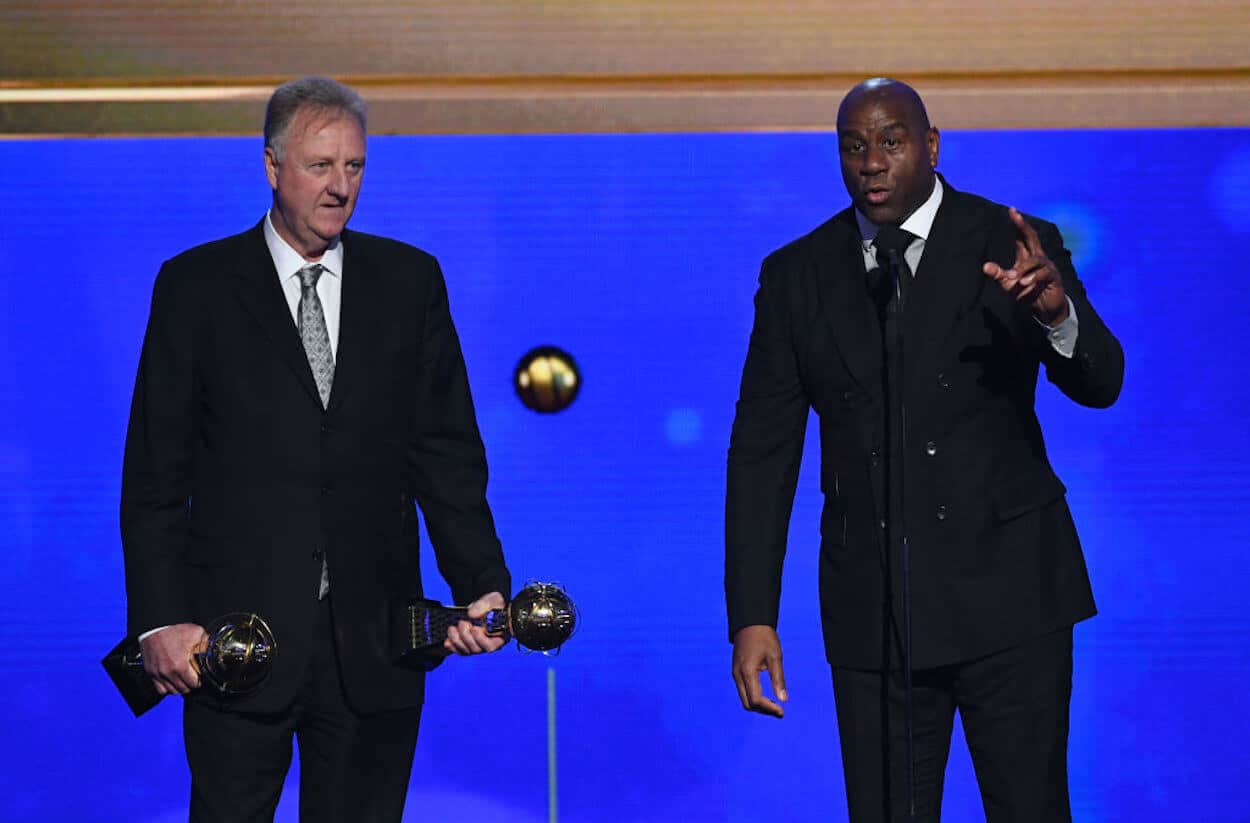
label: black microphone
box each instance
[873,225,914,319]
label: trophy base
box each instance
[391,599,453,672]
[391,597,515,670]
[101,637,163,717]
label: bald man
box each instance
[725,78,1123,822]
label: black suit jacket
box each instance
[725,182,1123,670]
[121,222,510,713]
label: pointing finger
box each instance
[1009,207,1044,257]
[1014,238,1029,267]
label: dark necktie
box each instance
[869,225,917,320]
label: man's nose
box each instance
[861,144,887,174]
[327,166,349,197]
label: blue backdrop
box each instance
[1,128,1248,821]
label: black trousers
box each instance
[832,628,1074,823]
[184,598,421,823]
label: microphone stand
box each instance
[880,238,916,822]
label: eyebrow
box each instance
[838,121,910,138]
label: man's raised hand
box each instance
[982,207,1068,326]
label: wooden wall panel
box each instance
[1,1,1247,135]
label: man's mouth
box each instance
[865,188,890,205]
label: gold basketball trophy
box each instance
[102,612,278,717]
[393,582,577,669]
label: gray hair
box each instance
[263,76,368,161]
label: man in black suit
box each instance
[725,78,1123,821]
[121,76,510,822]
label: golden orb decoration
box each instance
[514,346,581,413]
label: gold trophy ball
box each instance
[514,346,581,413]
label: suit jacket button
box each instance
[936,505,948,521]
[879,518,887,530]
[321,486,332,495]
[925,440,938,456]
[937,372,951,390]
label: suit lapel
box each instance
[812,210,883,392]
[907,184,992,359]
[326,229,375,415]
[233,222,323,408]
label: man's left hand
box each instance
[982,207,1068,326]
[444,591,508,655]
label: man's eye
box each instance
[883,138,900,149]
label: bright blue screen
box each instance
[1,129,1248,821]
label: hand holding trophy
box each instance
[102,612,278,717]
[393,582,577,669]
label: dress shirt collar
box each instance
[263,211,343,281]
[855,175,944,250]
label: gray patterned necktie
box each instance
[297,264,335,408]
[297,263,334,598]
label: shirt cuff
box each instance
[137,625,172,642]
[1038,296,1078,359]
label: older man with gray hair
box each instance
[121,75,511,821]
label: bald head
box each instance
[837,78,931,134]
[836,77,940,226]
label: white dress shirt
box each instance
[854,177,1078,358]
[264,211,343,357]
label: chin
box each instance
[861,205,898,225]
[313,220,347,239]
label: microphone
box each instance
[873,224,913,318]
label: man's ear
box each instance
[263,147,280,190]
[927,127,941,169]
